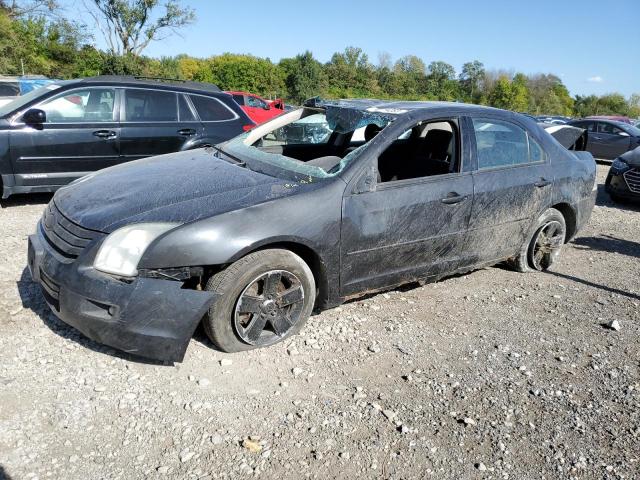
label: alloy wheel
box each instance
[233,270,305,346]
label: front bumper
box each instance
[605,171,640,200]
[28,226,217,362]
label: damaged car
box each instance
[605,146,640,202]
[28,99,597,362]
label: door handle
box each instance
[441,192,467,204]
[178,128,197,136]
[93,130,116,139]
[534,178,551,188]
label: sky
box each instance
[63,0,639,98]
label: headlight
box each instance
[611,158,630,174]
[94,223,177,277]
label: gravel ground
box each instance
[0,164,638,480]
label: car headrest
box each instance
[364,124,382,142]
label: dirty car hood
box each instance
[53,149,298,232]
[620,146,640,167]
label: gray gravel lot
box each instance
[0,164,638,479]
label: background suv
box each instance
[0,76,255,199]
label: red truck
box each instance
[226,91,285,125]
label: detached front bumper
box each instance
[28,226,217,362]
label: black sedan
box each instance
[567,118,640,160]
[605,146,640,202]
[28,100,597,362]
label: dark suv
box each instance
[0,76,255,199]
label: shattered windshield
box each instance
[222,104,395,182]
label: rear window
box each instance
[232,94,245,106]
[189,95,236,121]
[473,118,545,169]
[124,89,177,122]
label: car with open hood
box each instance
[27,99,597,362]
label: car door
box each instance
[592,122,632,159]
[468,116,554,262]
[340,117,474,296]
[9,87,120,187]
[119,88,191,161]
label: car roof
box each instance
[64,76,222,95]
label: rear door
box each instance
[9,86,119,187]
[469,116,554,262]
[119,88,191,161]
[592,122,632,159]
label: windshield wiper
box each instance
[211,146,246,168]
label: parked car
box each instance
[0,76,58,108]
[567,118,640,160]
[28,99,597,362]
[0,76,255,199]
[605,146,640,202]
[536,115,571,125]
[539,123,588,151]
[586,115,633,125]
[226,91,285,124]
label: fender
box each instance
[138,179,347,302]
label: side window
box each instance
[124,89,177,122]
[39,88,115,123]
[472,118,531,169]
[598,123,622,135]
[178,94,196,122]
[529,137,546,163]
[246,96,267,109]
[377,119,459,183]
[189,95,236,121]
[586,122,597,132]
[232,94,245,106]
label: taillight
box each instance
[242,124,255,132]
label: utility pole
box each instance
[21,59,25,76]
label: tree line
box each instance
[1,3,638,118]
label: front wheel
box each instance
[203,249,316,352]
[512,208,567,272]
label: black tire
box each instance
[203,249,316,353]
[511,208,567,273]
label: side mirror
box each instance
[263,104,271,110]
[618,131,630,137]
[23,108,46,124]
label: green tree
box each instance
[488,75,514,109]
[280,51,327,104]
[208,53,284,97]
[426,61,459,100]
[325,46,378,97]
[459,60,485,102]
[88,0,195,56]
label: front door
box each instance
[9,87,119,187]
[591,122,632,159]
[340,117,473,296]
[119,88,194,161]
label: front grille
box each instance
[623,168,640,194]
[40,202,105,260]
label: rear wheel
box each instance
[203,249,316,352]
[512,208,566,272]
